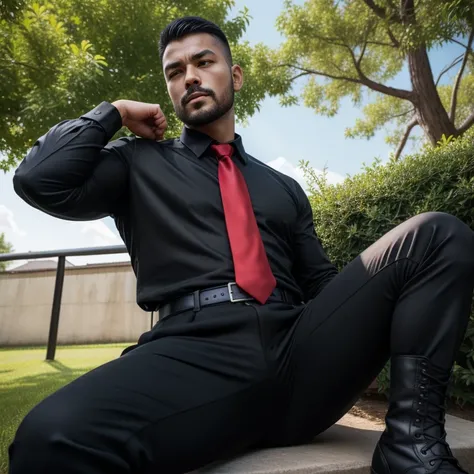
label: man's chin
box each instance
[182,110,220,127]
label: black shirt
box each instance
[13,101,338,310]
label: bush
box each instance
[303,129,474,405]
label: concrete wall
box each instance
[0,263,153,346]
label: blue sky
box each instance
[0,0,465,267]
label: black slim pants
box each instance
[9,212,474,474]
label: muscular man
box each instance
[9,16,474,474]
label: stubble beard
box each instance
[176,80,234,127]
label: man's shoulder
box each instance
[133,136,181,148]
[104,135,137,157]
[118,135,183,153]
[104,135,183,163]
[247,154,302,191]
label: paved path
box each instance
[192,413,474,473]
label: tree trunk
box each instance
[408,46,457,144]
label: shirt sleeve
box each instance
[292,182,338,301]
[13,101,132,221]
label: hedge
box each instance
[304,129,474,406]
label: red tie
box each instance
[211,143,276,304]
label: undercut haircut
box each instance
[159,16,233,66]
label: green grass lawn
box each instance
[0,343,132,474]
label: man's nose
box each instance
[185,66,201,88]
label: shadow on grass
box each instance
[0,368,91,474]
[1,368,88,395]
[45,359,79,373]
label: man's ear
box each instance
[231,64,244,92]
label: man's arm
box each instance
[13,101,131,221]
[292,182,338,302]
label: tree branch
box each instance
[365,39,398,47]
[357,20,378,66]
[281,57,415,101]
[361,69,414,101]
[435,55,463,86]
[394,117,418,160]
[449,29,474,122]
[458,110,474,135]
[357,42,367,67]
[290,72,311,82]
[388,107,415,120]
[448,37,471,50]
[346,45,414,101]
[361,0,401,46]
[279,64,363,85]
[401,0,416,24]
[305,33,349,48]
[0,58,54,73]
[362,0,392,21]
[386,27,400,47]
[299,32,397,50]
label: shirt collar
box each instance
[179,126,249,164]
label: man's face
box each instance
[162,33,243,127]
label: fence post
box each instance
[46,256,66,361]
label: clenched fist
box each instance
[112,100,168,141]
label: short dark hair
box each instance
[159,16,233,65]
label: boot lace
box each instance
[416,361,465,470]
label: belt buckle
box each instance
[227,282,251,303]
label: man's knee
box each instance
[9,394,86,468]
[412,211,474,262]
[12,399,60,452]
[411,211,471,239]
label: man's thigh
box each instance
[281,212,474,444]
[280,217,428,444]
[282,256,393,444]
[10,305,273,474]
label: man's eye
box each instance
[199,60,211,66]
[169,71,181,79]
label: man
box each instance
[8,16,474,474]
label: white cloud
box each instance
[63,220,130,265]
[266,157,345,191]
[80,220,121,247]
[0,204,26,236]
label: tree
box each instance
[0,0,272,170]
[0,233,13,271]
[252,0,474,159]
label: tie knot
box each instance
[211,143,234,160]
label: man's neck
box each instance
[188,109,235,143]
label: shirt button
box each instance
[94,111,102,115]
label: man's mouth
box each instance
[186,92,209,104]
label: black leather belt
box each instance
[158,282,298,319]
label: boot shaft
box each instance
[386,356,450,442]
[372,355,466,473]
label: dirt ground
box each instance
[349,394,474,424]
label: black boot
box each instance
[371,355,467,474]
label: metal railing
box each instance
[0,245,131,360]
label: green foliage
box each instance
[252,0,474,157]
[0,233,13,271]
[436,133,456,147]
[303,128,474,405]
[0,0,270,170]
[345,95,414,143]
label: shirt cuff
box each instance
[80,101,123,140]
